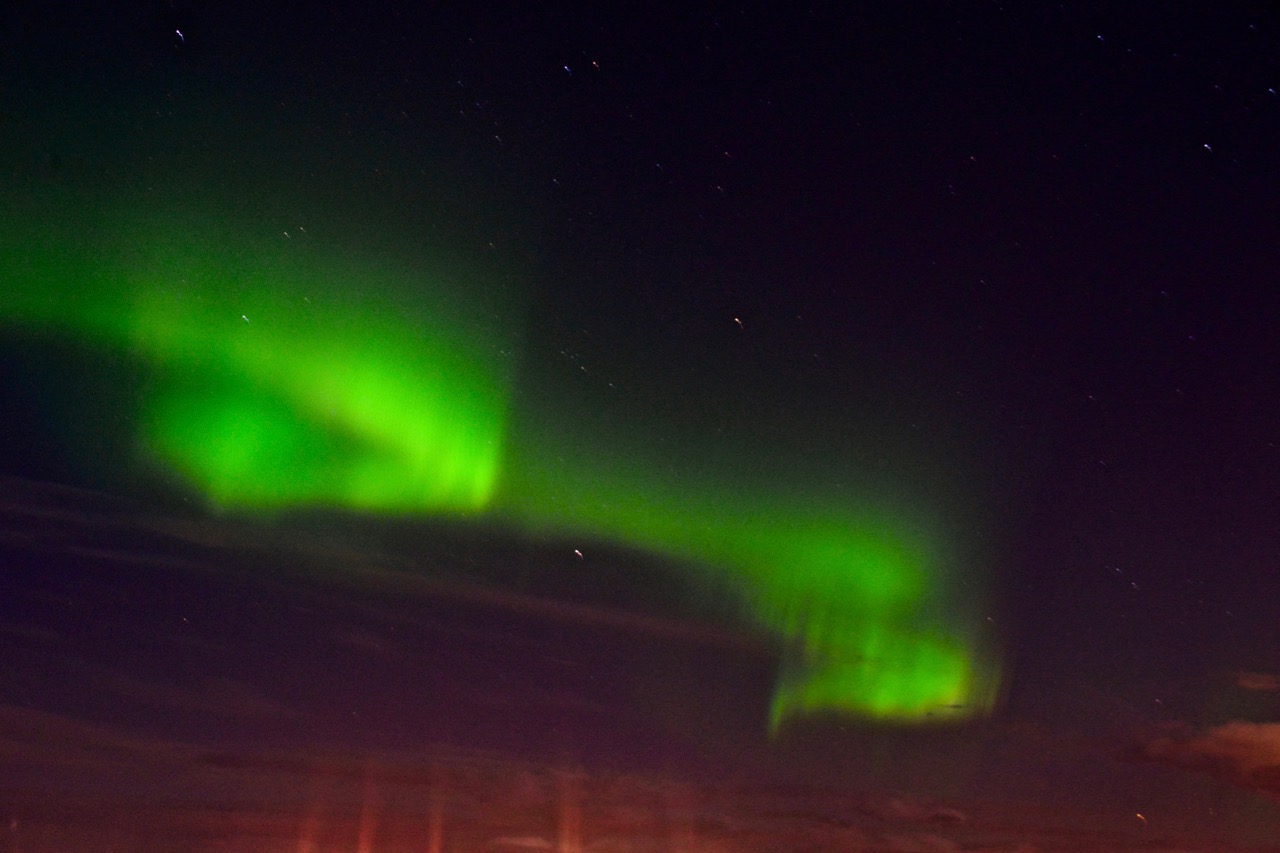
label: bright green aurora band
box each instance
[1,195,999,729]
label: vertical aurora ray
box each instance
[496,437,1001,728]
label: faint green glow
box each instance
[2,191,1000,727]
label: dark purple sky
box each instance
[3,1,1280,849]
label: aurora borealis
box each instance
[499,450,999,726]
[11,2,1280,848]
[3,193,513,514]
[1,182,998,727]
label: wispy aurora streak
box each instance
[499,452,1000,727]
[1,196,999,727]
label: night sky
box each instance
[3,2,1280,850]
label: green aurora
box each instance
[1,192,1000,728]
[4,195,511,514]
[499,453,1001,726]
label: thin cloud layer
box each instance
[0,703,200,772]
[1237,672,1280,692]
[1140,721,1280,799]
[1,707,1268,853]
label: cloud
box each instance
[1137,721,1280,798]
[0,703,200,771]
[881,832,958,852]
[92,669,303,720]
[1236,672,1280,692]
[862,797,968,824]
